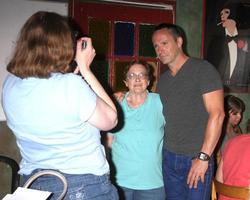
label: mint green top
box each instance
[111,92,165,189]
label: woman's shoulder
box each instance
[50,73,85,86]
[51,72,81,80]
[225,134,250,151]
[50,73,93,96]
[148,92,160,99]
[231,134,250,142]
[147,92,162,105]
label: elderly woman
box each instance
[107,61,165,200]
[2,11,118,199]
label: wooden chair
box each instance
[211,180,217,200]
[0,155,20,193]
[211,179,250,200]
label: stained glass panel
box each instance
[139,24,156,57]
[91,60,110,92]
[89,18,110,60]
[114,22,135,56]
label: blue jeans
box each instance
[162,150,214,200]
[21,169,118,200]
[119,186,166,200]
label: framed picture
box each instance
[204,0,250,93]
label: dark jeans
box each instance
[21,169,118,200]
[162,150,214,200]
[119,186,165,200]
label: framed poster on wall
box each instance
[204,0,250,93]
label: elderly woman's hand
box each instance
[114,91,125,102]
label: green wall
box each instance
[176,0,203,58]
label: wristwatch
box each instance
[197,152,210,161]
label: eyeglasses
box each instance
[126,73,148,80]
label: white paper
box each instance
[2,187,52,200]
[2,194,13,200]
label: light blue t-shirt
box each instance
[2,73,109,175]
[111,92,165,189]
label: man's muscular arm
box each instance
[187,89,225,188]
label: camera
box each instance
[81,40,87,49]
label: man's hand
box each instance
[187,159,209,188]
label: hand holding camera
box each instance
[74,37,96,76]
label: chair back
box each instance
[0,155,20,193]
[213,179,250,200]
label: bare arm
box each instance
[200,89,225,156]
[187,89,225,188]
[106,134,114,148]
[75,38,117,131]
[216,159,224,182]
[88,98,117,131]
